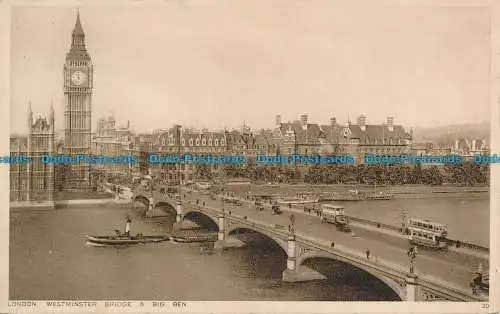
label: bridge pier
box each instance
[214,211,227,250]
[172,201,185,230]
[405,274,419,301]
[282,235,327,282]
[176,201,182,222]
[145,196,155,217]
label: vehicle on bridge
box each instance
[222,196,242,206]
[407,218,448,249]
[469,272,489,294]
[255,198,264,211]
[271,203,282,215]
[196,182,212,190]
[319,204,351,232]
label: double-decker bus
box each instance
[407,218,448,249]
[320,204,350,232]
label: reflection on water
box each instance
[10,206,399,301]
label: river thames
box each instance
[10,190,488,301]
[10,205,401,301]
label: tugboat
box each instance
[86,219,169,246]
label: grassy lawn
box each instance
[54,190,114,200]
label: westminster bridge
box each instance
[131,189,488,302]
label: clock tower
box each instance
[63,10,93,190]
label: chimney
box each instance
[275,115,281,126]
[300,114,308,130]
[357,115,366,131]
[472,139,476,151]
[387,117,394,131]
[127,120,130,129]
[330,117,336,127]
[455,139,459,151]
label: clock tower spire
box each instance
[63,9,93,191]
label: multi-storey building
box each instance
[149,126,228,182]
[225,126,269,157]
[63,11,93,190]
[272,114,412,163]
[339,115,412,162]
[10,104,55,202]
[93,116,133,176]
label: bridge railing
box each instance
[347,216,401,232]
[443,238,489,254]
[198,203,483,301]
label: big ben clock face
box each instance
[71,70,87,86]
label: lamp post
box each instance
[407,245,418,274]
[289,213,296,238]
[401,209,407,234]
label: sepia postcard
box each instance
[0,0,498,313]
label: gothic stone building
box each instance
[10,104,55,202]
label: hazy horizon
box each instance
[10,3,491,134]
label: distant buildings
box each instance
[271,114,413,163]
[92,116,133,176]
[453,139,489,157]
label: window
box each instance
[182,139,186,146]
[202,139,206,146]
[215,139,219,146]
[162,139,166,145]
[221,139,225,146]
[208,139,212,146]
[189,139,193,146]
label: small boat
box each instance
[170,232,218,243]
[86,234,170,246]
[366,192,394,200]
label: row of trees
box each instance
[304,162,489,186]
[198,162,489,186]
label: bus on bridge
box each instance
[320,204,351,232]
[408,218,448,249]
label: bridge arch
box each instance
[227,226,288,255]
[154,201,178,216]
[297,251,404,300]
[182,211,219,231]
[133,195,150,208]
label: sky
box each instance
[10,1,491,134]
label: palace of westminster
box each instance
[9,12,490,203]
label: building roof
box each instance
[66,11,91,61]
[279,121,326,144]
[73,10,84,36]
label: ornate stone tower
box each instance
[63,10,93,190]
[28,103,56,201]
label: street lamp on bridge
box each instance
[288,213,296,239]
[407,245,418,274]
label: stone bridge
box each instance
[132,192,485,302]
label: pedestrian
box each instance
[330,242,335,248]
[203,201,205,206]
[365,248,370,259]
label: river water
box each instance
[10,206,399,301]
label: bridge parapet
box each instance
[130,197,486,302]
